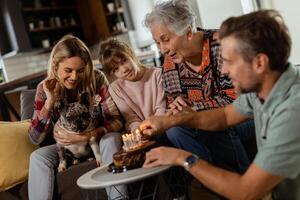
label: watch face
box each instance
[186,154,198,165]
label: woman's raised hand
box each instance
[43,78,60,110]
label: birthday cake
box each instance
[111,129,156,171]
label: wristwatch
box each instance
[183,154,199,171]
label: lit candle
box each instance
[122,134,127,151]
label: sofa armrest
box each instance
[20,89,36,120]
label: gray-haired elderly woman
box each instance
[142,0,256,174]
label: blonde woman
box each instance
[28,35,126,200]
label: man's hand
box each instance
[143,146,191,168]
[54,124,95,145]
[140,115,171,137]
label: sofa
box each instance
[0,89,107,200]
[0,89,257,200]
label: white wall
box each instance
[127,0,154,48]
[259,0,300,64]
[196,0,243,29]
[187,0,202,27]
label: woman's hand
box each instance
[167,96,195,115]
[43,78,60,110]
[167,106,196,115]
[53,124,96,145]
[143,146,191,168]
[168,96,188,111]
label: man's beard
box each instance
[238,81,261,94]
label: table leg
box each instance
[164,167,191,200]
[127,175,164,200]
[151,177,159,200]
[137,181,144,199]
[79,188,108,200]
[110,186,128,200]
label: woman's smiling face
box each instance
[57,56,85,90]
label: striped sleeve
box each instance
[211,38,236,102]
[28,81,52,145]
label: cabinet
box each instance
[103,0,133,36]
[21,0,83,49]
[76,0,133,45]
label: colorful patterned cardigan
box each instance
[162,28,236,111]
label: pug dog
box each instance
[55,92,102,172]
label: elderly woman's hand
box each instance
[167,106,196,115]
[168,96,188,111]
[167,96,195,115]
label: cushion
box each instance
[0,120,38,191]
[20,89,36,120]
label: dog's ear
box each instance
[79,92,90,107]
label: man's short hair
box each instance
[219,10,291,72]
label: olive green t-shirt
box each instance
[233,64,300,199]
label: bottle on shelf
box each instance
[34,0,42,8]
[55,16,61,27]
[69,15,77,26]
[49,17,55,27]
[41,38,50,48]
[107,2,115,13]
[114,0,121,9]
[114,14,127,33]
[21,0,83,49]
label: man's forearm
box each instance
[187,159,246,199]
[170,108,228,131]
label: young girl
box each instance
[28,35,125,200]
[98,38,166,132]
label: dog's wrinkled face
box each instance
[60,102,91,132]
[58,92,91,133]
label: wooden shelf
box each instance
[111,29,128,36]
[23,6,76,12]
[106,8,124,16]
[29,25,79,33]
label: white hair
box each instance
[144,0,197,35]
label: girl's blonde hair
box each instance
[47,35,96,97]
[98,38,141,75]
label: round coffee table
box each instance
[77,164,171,199]
[77,164,170,189]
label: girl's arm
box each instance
[154,69,167,116]
[109,85,141,132]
